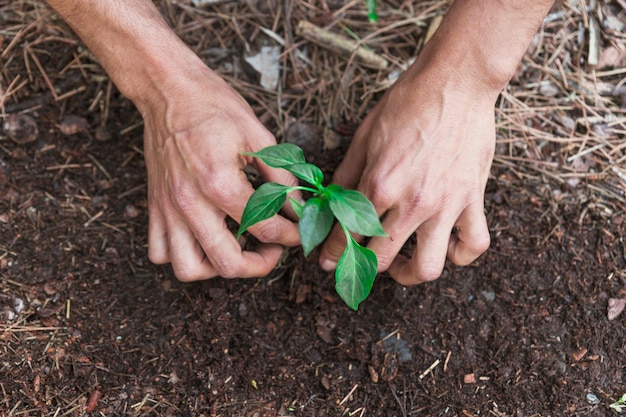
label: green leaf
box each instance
[299,197,334,256]
[366,0,378,23]
[243,143,305,168]
[289,197,304,219]
[283,162,324,187]
[335,235,378,310]
[237,182,295,238]
[327,184,386,237]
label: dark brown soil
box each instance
[1,1,625,416]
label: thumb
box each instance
[318,224,347,271]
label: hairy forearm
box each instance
[422,0,555,95]
[44,0,208,111]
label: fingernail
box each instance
[320,259,337,271]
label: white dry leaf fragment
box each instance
[168,371,181,385]
[243,45,281,91]
[603,15,625,32]
[190,0,227,6]
[538,81,560,97]
[385,57,416,86]
[258,27,312,67]
[588,16,600,66]
[607,298,626,321]
[13,297,25,314]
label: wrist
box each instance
[44,0,219,114]
[411,0,554,97]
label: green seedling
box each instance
[611,393,626,413]
[366,0,378,23]
[237,143,386,310]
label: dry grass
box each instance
[0,2,625,415]
[2,0,624,209]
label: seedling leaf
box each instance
[240,144,386,310]
[366,0,378,23]
[284,162,324,187]
[610,393,626,412]
[327,184,386,237]
[299,197,334,256]
[243,143,305,167]
[335,234,378,310]
[237,182,295,238]
[289,197,304,218]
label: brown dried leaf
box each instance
[295,284,311,304]
[464,373,477,384]
[59,115,89,136]
[572,348,588,362]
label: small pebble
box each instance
[586,393,600,405]
[481,290,496,302]
[3,113,38,144]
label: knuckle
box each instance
[169,184,196,214]
[472,232,491,254]
[251,221,281,243]
[173,264,208,282]
[147,250,168,265]
[376,252,395,272]
[202,174,234,203]
[411,189,447,212]
[416,263,443,283]
[212,257,242,278]
[367,181,395,209]
[455,233,490,266]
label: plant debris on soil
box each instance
[1,0,625,416]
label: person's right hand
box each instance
[140,65,300,281]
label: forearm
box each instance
[419,0,554,96]
[44,0,211,112]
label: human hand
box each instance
[141,67,300,281]
[318,62,497,286]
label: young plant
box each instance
[237,143,386,310]
[366,0,378,23]
[611,393,626,413]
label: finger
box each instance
[209,170,301,247]
[186,205,287,279]
[222,242,287,278]
[318,223,347,271]
[147,201,170,265]
[366,206,417,272]
[447,203,490,266]
[388,217,454,286]
[166,214,218,282]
